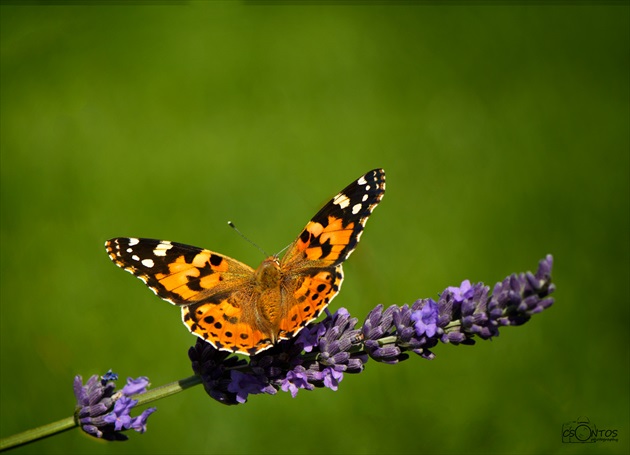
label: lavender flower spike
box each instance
[190,256,554,405]
[74,372,156,441]
[438,255,555,344]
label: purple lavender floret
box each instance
[294,320,327,353]
[191,256,554,404]
[295,304,399,381]
[103,397,135,431]
[362,304,407,363]
[189,340,248,405]
[315,308,367,375]
[280,367,314,397]
[121,376,150,395]
[227,370,276,404]
[73,372,156,440]
[411,298,439,337]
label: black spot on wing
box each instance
[174,242,201,264]
[209,253,223,267]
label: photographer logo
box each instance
[562,417,618,443]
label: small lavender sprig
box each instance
[191,255,555,404]
[0,370,175,451]
[73,370,157,441]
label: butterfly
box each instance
[105,168,385,356]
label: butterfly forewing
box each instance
[105,238,254,305]
[282,168,386,268]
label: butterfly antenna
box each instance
[276,241,293,257]
[228,221,269,257]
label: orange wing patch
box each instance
[298,217,356,262]
[182,300,272,356]
[153,252,228,302]
[278,266,344,338]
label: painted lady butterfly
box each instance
[105,169,385,355]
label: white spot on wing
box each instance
[141,258,155,268]
[128,238,140,246]
[153,242,173,257]
[333,193,350,209]
[358,176,367,185]
[352,203,362,215]
[131,255,140,261]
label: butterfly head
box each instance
[255,257,282,290]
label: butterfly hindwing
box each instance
[182,299,272,356]
[277,265,344,339]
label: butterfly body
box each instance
[106,169,385,355]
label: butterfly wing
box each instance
[277,168,386,338]
[282,168,386,268]
[277,265,344,339]
[105,238,254,304]
[181,298,275,356]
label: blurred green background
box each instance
[1,2,628,455]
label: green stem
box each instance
[0,375,202,452]
[0,416,76,452]
[444,320,462,331]
[133,375,201,406]
[377,336,398,345]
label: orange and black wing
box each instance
[277,168,386,338]
[105,237,253,304]
[282,168,386,268]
